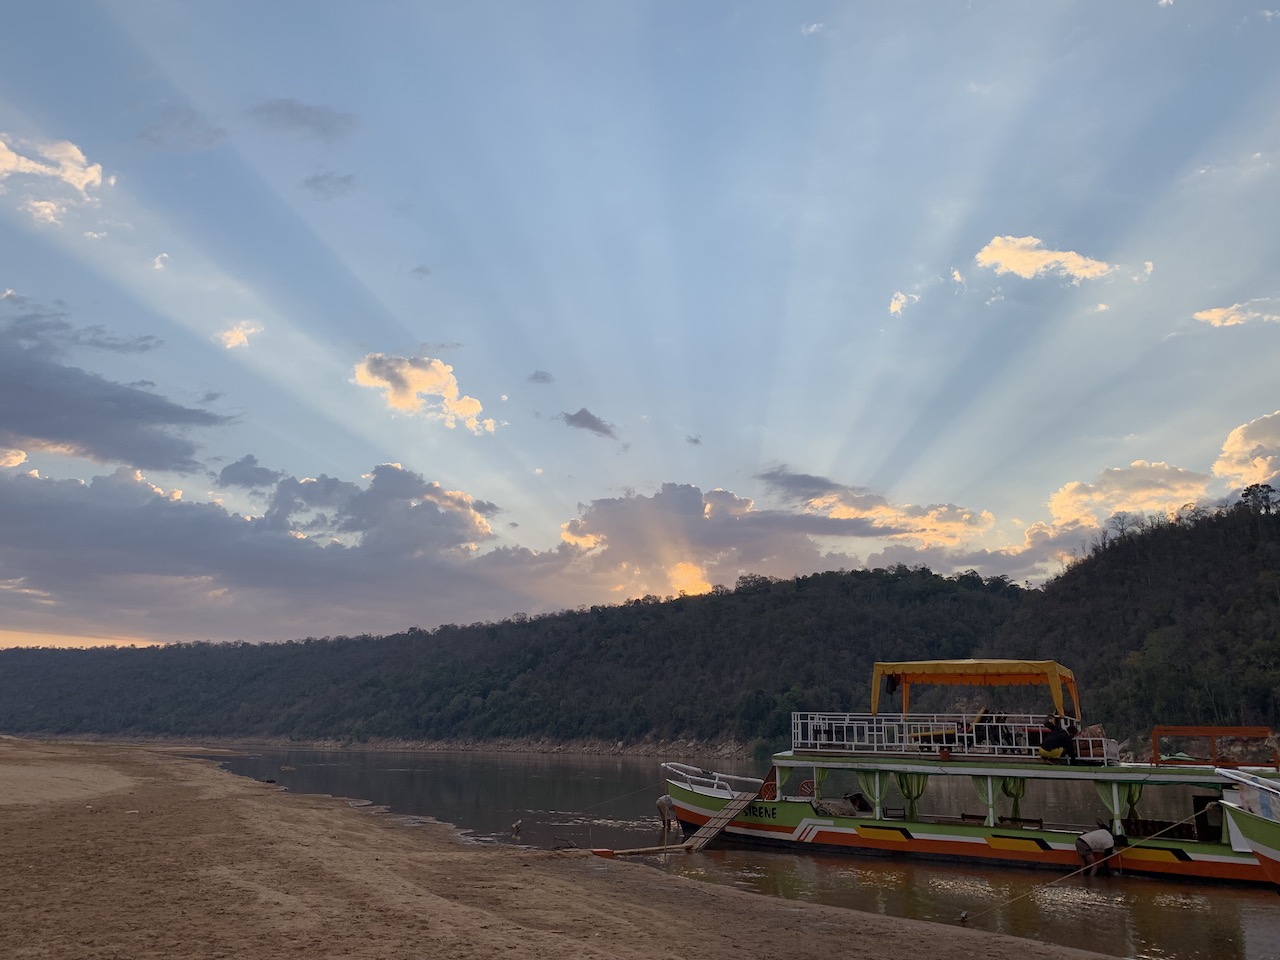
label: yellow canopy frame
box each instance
[870,659,1082,719]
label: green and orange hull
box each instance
[665,778,1270,886]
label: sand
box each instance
[0,738,1109,960]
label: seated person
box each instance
[1038,717,1077,762]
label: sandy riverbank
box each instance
[0,738,1109,960]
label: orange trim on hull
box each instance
[674,805,1270,884]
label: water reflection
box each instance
[217,748,1279,960]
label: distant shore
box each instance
[23,730,760,760]
[1,737,1110,960]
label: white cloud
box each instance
[1192,300,1280,327]
[888,291,919,316]
[1213,411,1280,487]
[217,320,263,349]
[22,199,64,224]
[1,448,27,467]
[152,253,170,270]
[1094,303,1109,312]
[0,135,103,195]
[951,268,964,285]
[974,236,1114,282]
[354,354,496,434]
[801,23,824,35]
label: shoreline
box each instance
[20,730,760,760]
[1,737,1111,960]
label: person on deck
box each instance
[1039,716,1077,762]
[1075,824,1116,876]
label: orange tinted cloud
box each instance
[354,354,495,434]
[975,235,1114,282]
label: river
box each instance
[216,747,1280,960]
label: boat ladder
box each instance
[685,791,758,852]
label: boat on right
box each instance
[660,660,1280,888]
[1217,767,1280,888]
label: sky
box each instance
[2,1,1279,648]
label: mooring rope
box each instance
[958,804,1214,925]
[580,783,663,813]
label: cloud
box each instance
[951,269,964,285]
[217,320,263,349]
[137,106,227,150]
[686,435,701,445]
[561,408,617,439]
[757,466,991,548]
[0,135,104,195]
[801,23,824,35]
[1213,411,1280,488]
[1046,460,1211,528]
[152,253,170,270]
[974,236,1114,282]
[353,354,496,434]
[216,454,287,489]
[2,291,161,353]
[1,448,27,468]
[1193,300,1280,327]
[554,481,901,601]
[527,370,555,384]
[0,462,506,643]
[247,98,358,141]
[0,301,226,471]
[888,291,920,316]
[302,171,356,200]
[22,199,65,224]
[409,264,431,278]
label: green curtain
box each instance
[816,767,829,799]
[857,770,892,820]
[895,772,929,821]
[1123,783,1143,819]
[971,776,998,826]
[777,767,792,789]
[1094,781,1129,835]
[1000,777,1027,820]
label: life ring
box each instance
[798,779,816,797]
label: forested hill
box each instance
[1,491,1277,749]
[982,491,1280,738]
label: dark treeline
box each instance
[2,488,1277,751]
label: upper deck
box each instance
[792,710,1121,764]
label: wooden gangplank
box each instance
[685,791,758,852]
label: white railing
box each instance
[662,762,764,796]
[792,711,1119,765]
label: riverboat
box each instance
[662,659,1280,886]
[1217,768,1280,888]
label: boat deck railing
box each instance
[792,711,1121,765]
[662,762,764,797]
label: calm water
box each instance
[217,748,1280,960]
